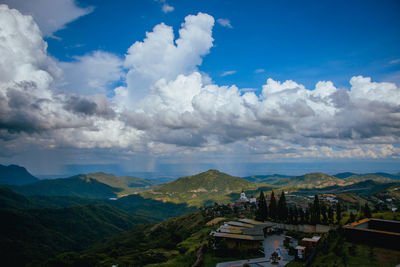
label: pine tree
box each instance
[293,206,298,224]
[288,205,294,224]
[328,206,334,224]
[321,203,328,224]
[336,202,342,225]
[364,203,371,218]
[269,190,277,220]
[255,190,268,221]
[305,205,311,224]
[277,191,288,222]
[311,195,321,225]
[299,207,305,224]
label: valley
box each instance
[0,164,399,266]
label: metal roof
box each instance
[212,232,264,241]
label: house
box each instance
[301,236,321,251]
[211,218,276,250]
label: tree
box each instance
[336,202,342,225]
[328,206,334,224]
[321,203,328,224]
[277,191,288,222]
[305,206,310,224]
[364,203,372,218]
[293,206,299,224]
[255,190,268,221]
[299,207,305,224]
[311,195,321,225]
[288,207,293,224]
[269,190,278,220]
[349,212,356,223]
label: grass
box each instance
[202,253,250,267]
[311,228,400,267]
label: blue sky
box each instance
[0,0,400,177]
[47,0,400,90]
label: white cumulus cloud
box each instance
[1,6,399,162]
[58,51,124,95]
[114,12,215,107]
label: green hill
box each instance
[85,172,161,196]
[1,185,196,223]
[296,180,400,196]
[141,169,268,207]
[0,187,149,266]
[46,211,208,267]
[244,172,396,190]
[9,172,163,200]
[242,174,290,184]
[242,172,344,189]
[9,175,121,199]
[0,164,39,185]
[334,172,400,180]
[344,174,395,184]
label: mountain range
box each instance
[141,169,272,207]
[0,163,399,266]
[242,172,398,189]
[0,164,39,185]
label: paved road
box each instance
[216,234,294,267]
[216,257,290,267]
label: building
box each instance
[238,190,249,202]
[295,245,306,259]
[301,236,321,251]
[344,218,400,249]
[211,218,276,250]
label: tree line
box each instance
[255,190,370,225]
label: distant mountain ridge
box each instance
[9,172,164,199]
[334,172,400,180]
[0,164,39,185]
[243,171,399,188]
[85,172,162,195]
[142,169,269,207]
[10,175,121,199]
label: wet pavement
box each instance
[216,233,295,267]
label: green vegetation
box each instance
[10,172,164,199]
[0,203,145,266]
[1,166,400,266]
[10,175,121,199]
[44,212,208,267]
[311,229,400,267]
[245,172,398,191]
[255,190,268,221]
[142,170,270,207]
[85,172,162,196]
[0,186,197,266]
[0,164,39,185]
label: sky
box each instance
[0,0,399,177]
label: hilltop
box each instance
[85,172,162,195]
[142,169,270,207]
[9,172,163,199]
[0,164,39,185]
[243,172,397,189]
[10,175,121,199]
